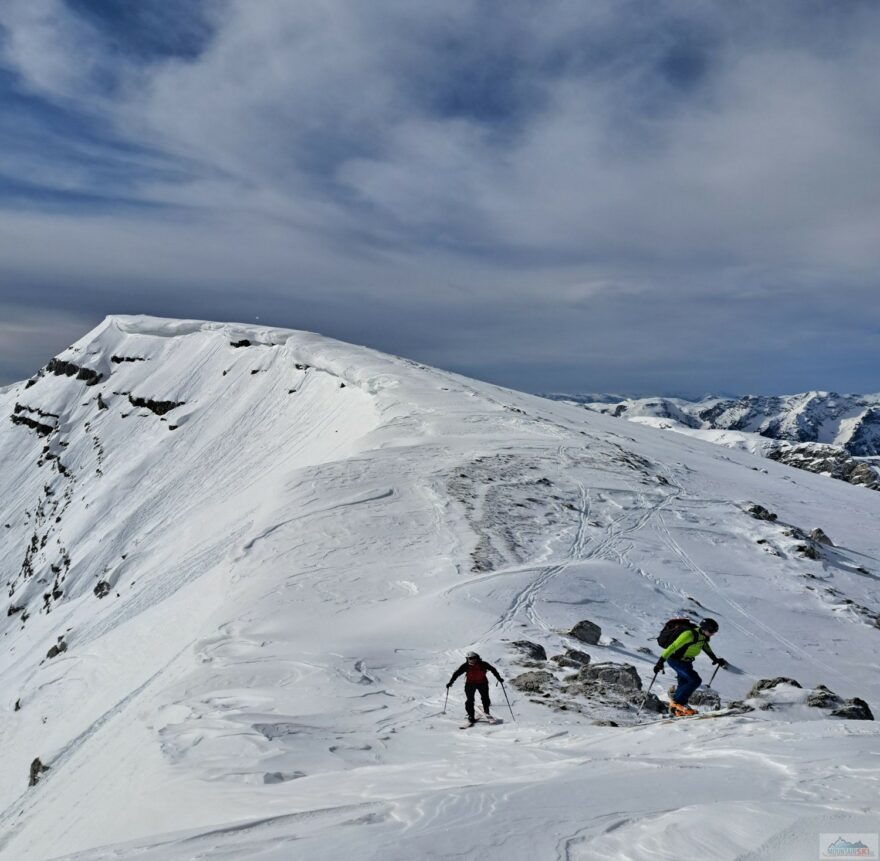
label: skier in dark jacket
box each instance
[447,651,503,725]
[654,618,728,716]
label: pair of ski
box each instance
[656,706,749,723]
[460,714,501,729]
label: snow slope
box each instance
[1,317,878,861]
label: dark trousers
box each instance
[668,658,701,705]
[465,681,491,719]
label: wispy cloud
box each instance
[0,1,878,393]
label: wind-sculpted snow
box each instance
[0,317,878,860]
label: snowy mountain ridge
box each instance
[558,391,880,454]
[551,392,880,491]
[1,317,879,861]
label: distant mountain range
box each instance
[544,391,880,490]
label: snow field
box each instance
[0,317,877,860]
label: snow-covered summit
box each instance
[2,317,879,860]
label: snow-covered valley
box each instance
[1,317,878,860]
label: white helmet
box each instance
[465,651,479,659]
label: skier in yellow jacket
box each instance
[653,618,727,716]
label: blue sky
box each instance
[1,1,878,395]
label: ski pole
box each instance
[442,686,449,715]
[500,682,516,723]
[707,665,720,688]
[636,670,660,718]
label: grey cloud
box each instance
[0,1,878,393]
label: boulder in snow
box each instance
[511,640,547,661]
[830,698,874,721]
[748,677,802,697]
[806,684,842,709]
[809,528,834,546]
[576,662,641,691]
[511,671,556,693]
[569,619,601,645]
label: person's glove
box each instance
[497,678,504,684]
[713,657,728,668]
[446,682,452,689]
[653,659,665,673]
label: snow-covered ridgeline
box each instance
[0,317,878,860]
[552,392,880,490]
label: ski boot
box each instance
[669,701,697,717]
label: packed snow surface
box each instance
[1,317,878,861]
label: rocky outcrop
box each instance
[128,395,185,416]
[575,662,641,691]
[46,638,68,660]
[806,685,842,709]
[29,757,49,787]
[810,528,833,546]
[47,358,102,386]
[550,648,591,669]
[689,689,721,709]
[511,640,547,661]
[747,504,777,522]
[748,677,802,697]
[511,671,556,693]
[767,444,880,491]
[830,698,874,720]
[569,619,601,645]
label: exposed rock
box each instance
[111,355,146,364]
[830,698,874,720]
[747,504,777,522]
[128,395,184,416]
[97,393,109,410]
[10,414,55,436]
[806,684,842,709]
[748,677,802,698]
[636,646,653,655]
[768,443,880,491]
[569,619,602,645]
[29,757,48,787]
[795,544,822,560]
[7,604,24,617]
[591,720,619,727]
[576,662,641,691]
[511,671,556,693]
[14,698,21,711]
[550,648,591,670]
[46,639,68,660]
[46,358,102,385]
[809,528,833,546]
[510,640,547,661]
[93,581,111,599]
[689,689,721,709]
[230,339,251,348]
[627,690,665,713]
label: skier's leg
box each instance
[464,682,477,721]
[478,681,491,715]
[680,665,702,704]
[668,658,698,704]
[669,659,701,705]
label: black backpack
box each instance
[657,618,698,649]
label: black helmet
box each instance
[700,618,719,634]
